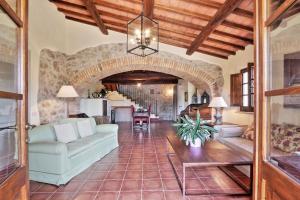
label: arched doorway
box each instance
[37,43,224,123]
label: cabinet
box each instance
[80,99,108,117]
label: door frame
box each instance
[254,0,300,199]
[0,0,29,199]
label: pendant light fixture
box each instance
[127,0,159,57]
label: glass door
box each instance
[256,0,300,199]
[0,0,29,200]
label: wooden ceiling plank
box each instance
[187,0,245,55]
[53,0,251,56]
[180,0,253,18]
[85,0,108,35]
[93,0,253,43]
[127,0,253,33]
[57,2,247,50]
[63,9,236,55]
[65,15,229,59]
[143,0,154,19]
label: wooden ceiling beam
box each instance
[180,0,253,19]
[143,0,154,19]
[85,0,108,34]
[187,0,245,55]
[65,16,229,59]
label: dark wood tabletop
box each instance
[167,133,252,166]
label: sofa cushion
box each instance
[60,118,97,136]
[218,137,253,158]
[54,123,77,143]
[271,123,300,153]
[241,122,254,141]
[219,126,245,138]
[29,124,57,143]
[77,119,94,138]
[67,132,116,157]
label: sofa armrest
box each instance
[29,141,70,174]
[29,141,67,155]
[95,124,118,134]
[219,126,247,138]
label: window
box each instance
[265,2,300,183]
[240,63,254,112]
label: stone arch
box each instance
[68,44,223,96]
[38,43,224,123]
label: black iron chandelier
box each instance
[127,1,159,57]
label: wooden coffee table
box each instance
[167,133,253,197]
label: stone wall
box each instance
[38,43,224,123]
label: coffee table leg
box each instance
[183,164,186,198]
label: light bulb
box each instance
[144,29,150,37]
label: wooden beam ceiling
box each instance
[85,0,108,35]
[187,0,245,55]
[60,8,236,55]
[49,0,254,59]
[127,0,253,33]
[94,0,253,44]
[102,70,179,85]
[57,3,245,50]
[180,0,253,18]
[65,16,229,59]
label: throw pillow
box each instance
[220,126,244,138]
[54,123,77,143]
[272,123,300,153]
[77,119,94,138]
[241,123,254,140]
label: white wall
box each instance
[29,0,66,124]
[29,0,254,125]
[221,46,255,125]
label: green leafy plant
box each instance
[174,111,216,145]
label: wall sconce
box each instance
[166,88,173,96]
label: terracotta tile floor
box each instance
[30,122,251,200]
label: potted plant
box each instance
[174,111,216,147]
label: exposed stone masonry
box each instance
[38,43,224,123]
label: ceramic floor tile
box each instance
[30,193,52,200]
[30,122,252,200]
[121,179,142,191]
[100,180,122,192]
[142,191,165,200]
[95,192,119,200]
[80,181,102,192]
[143,179,163,191]
[118,192,141,200]
[73,192,97,200]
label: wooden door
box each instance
[0,0,29,200]
[255,0,300,199]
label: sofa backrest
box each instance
[29,123,57,143]
[29,117,97,143]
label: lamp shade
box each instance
[57,85,79,98]
[208,97,228,108]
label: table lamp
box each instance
[57,85,79,117]
[209,96,228,125]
